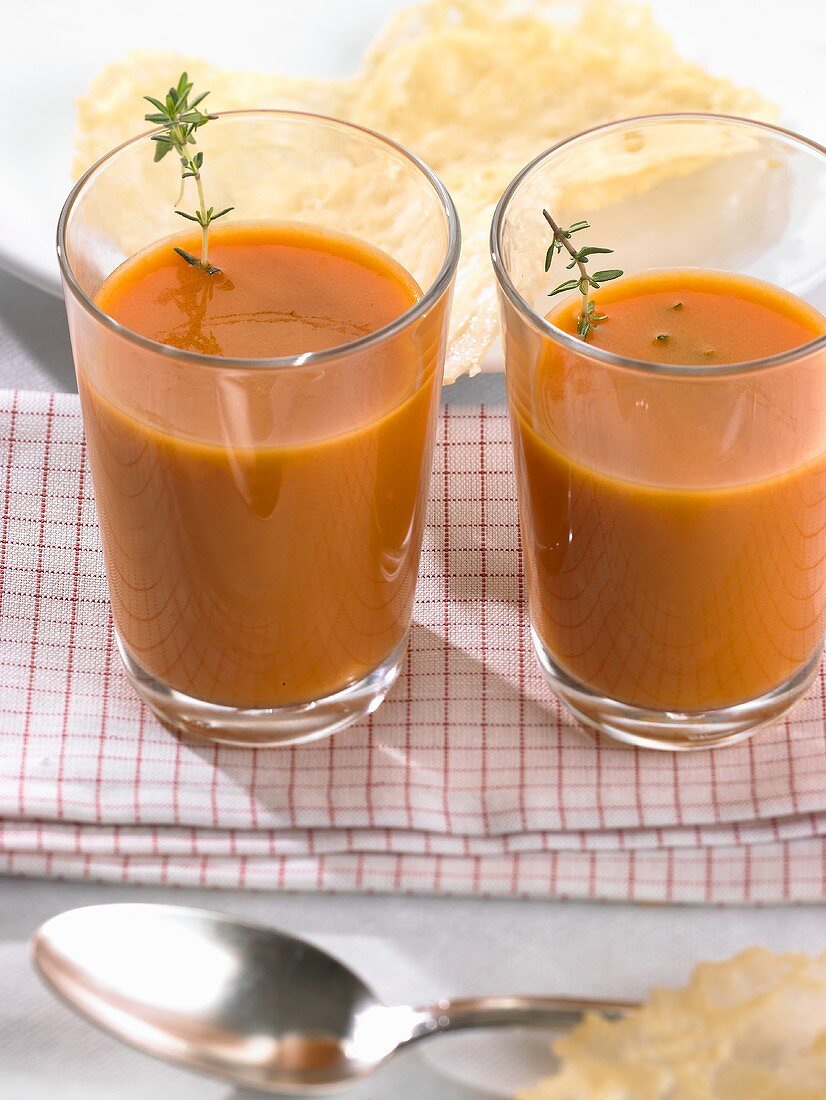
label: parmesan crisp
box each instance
[74,0,775,381]
[520,949,826,1100]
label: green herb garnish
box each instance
[655,333,670,344]
[543,210,622,340]
[144,73,233,274]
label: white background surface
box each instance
[0,1,825,1097]
[5,877,826,1098]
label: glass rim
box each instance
[490,112,826,378]
[57,108,461,372]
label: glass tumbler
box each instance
[59,111,459,747]
[492,114,826,750]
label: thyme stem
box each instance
[542,209,592,331]
[194,172,210,268]
[144,73,233,275]
[542,209,622,340]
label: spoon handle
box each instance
[403,994,637,1043]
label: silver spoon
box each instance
[32,903,636,1095]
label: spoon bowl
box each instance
[32,903,636,1094]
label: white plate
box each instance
[1,0,824,300]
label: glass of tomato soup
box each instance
[58,112,459,746]
[492,114,826,750]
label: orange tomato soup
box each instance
[510,269,826,711]
[81,224,440,709]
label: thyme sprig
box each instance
[144,73,233,274]
[542,209,622,340]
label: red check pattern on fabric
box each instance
[1,390,825,903]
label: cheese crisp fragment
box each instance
[520,949,826,1100]
[74,0,775,381]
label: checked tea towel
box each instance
[1,390,825,903]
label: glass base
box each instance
[116,633,407,748]
[531,628,821,751]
